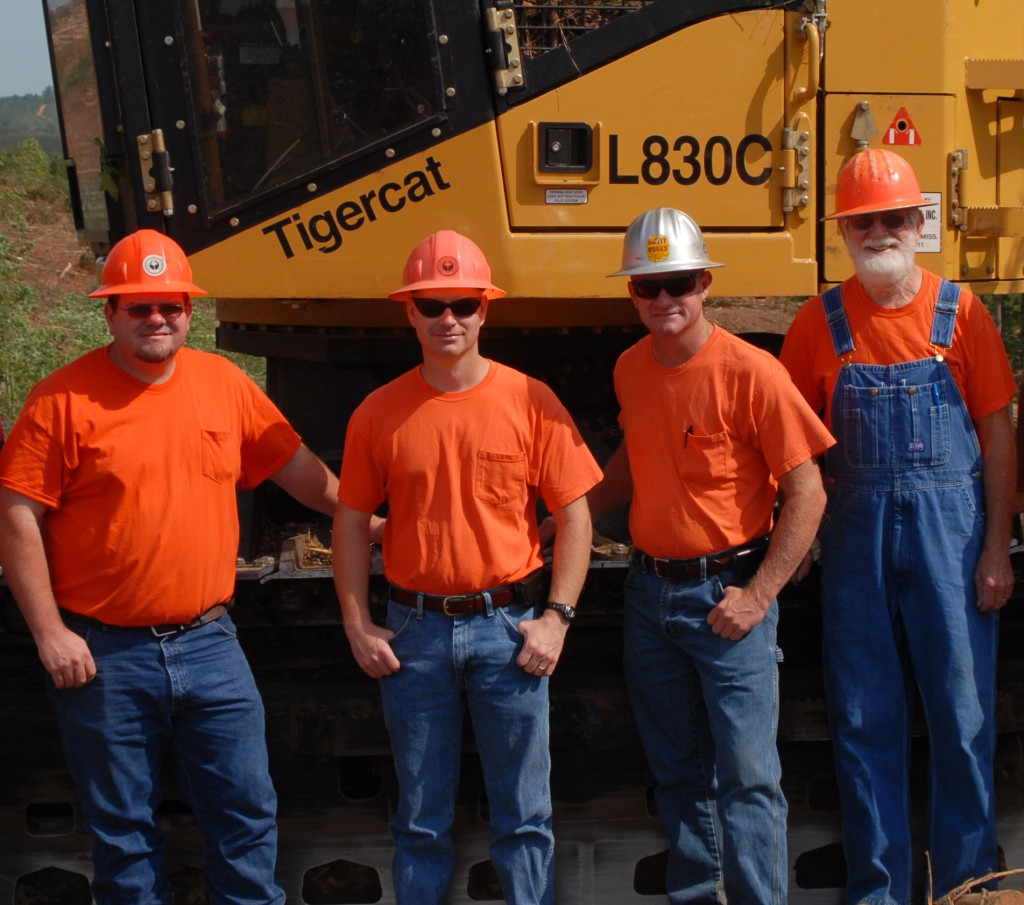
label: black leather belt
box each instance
[61,602,233,638]
[390,570,546,616]
[634,536,770,582]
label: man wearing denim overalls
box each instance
[782,149,1017,905]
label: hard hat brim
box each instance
[89,281,208,298]
[388,280,506,302]
[822,199,929,221]
[607,260,724,278]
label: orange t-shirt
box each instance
[339,361,602,595]
[0,347,301,625]
[615,328,834,559]
[781,271,1017,426]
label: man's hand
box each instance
[345,623,401,679]
[706,584,771,641]
[975,545,1014,613]
[792,550,814,584]
[516,610,569,677]
[38,625,97,688]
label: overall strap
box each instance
[821,285,854,357]
[930,279,961,348]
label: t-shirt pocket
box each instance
[474,450,527,507]
[201,429,241,483]
[678,429,729,485]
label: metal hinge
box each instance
[484,1,524,95]
[136,129,174,216]
[949,148,1024,237]
[780,125,810,213]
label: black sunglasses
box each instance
[847,211,913,232]
[413,297,483,318]
[118,303,187,320]
[631,273,703,300]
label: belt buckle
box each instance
[441,595,469,616]
[651,558,673,580]
[150,623,184,638]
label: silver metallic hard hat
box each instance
[608,207,724,277]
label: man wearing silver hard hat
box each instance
[589,207,833,905]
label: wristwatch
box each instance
[545,602,576,624]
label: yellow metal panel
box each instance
[827,0,1024,96]
[190,7,823,317]
[189,130,510,301]
[496,11,789,229]
[997,99,1024,281]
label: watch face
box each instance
[548,603,575,621]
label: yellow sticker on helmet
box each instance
[646,234,670,262]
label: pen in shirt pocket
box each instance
[685,424,694,448]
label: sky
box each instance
[0,3,54,98]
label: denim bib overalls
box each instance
[817,281,998,905]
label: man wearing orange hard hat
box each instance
[0,229,338,904]
[334,230,601,904]
[782,150,1016,904]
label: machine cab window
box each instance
[182,0,443,213]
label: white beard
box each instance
[845,231,918,289]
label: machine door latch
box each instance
[137,129,174,217]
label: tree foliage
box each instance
[0,88,61,156]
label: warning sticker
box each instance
[916,192,941,254]
[883,107,922,146]
[544,189,589,205]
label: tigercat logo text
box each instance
[262,156,451,258]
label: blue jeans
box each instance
[50,612,284,905]
[623,563,787,905]
[380,598,554,905]
[820,482,998,905]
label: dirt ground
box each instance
[17,200,97,305]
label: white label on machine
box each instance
[545,189,589,205]
[916,192,941,254]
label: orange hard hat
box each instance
[824,148,928,220]
[388,230,506,302]
[89,229,208,297]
